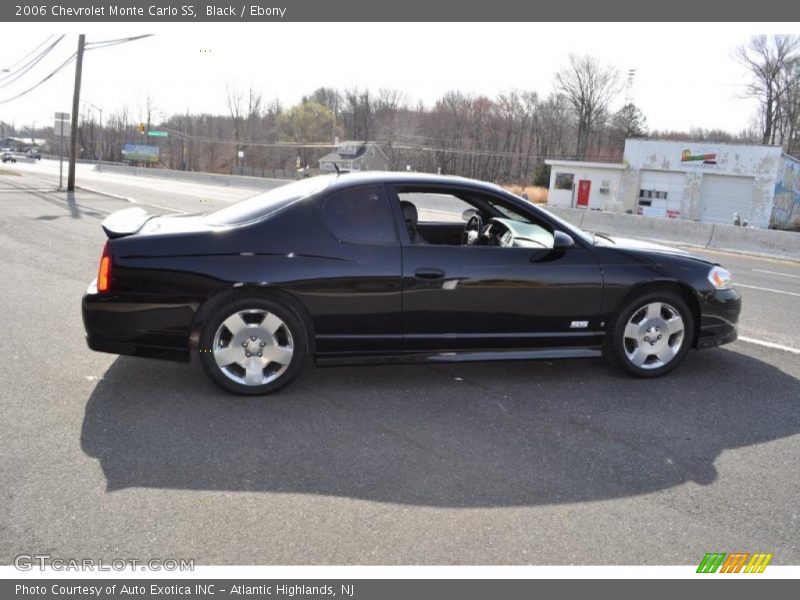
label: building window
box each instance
[639,189,668,203]
[554,173,574,190]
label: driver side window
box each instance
[392,186,554,249]
[397,192,473,224]
[394,191,473,246]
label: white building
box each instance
[545,160,626,212]
[546,139,800,228]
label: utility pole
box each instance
[67,34,85,191]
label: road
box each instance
[6,157,260,211]
[0,167,798,566]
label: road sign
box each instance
[147,130,168,137]
[54,111,70,138]
[53,119,69,137]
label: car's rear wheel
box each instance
[607,289,694,377]
[199,296,307,395]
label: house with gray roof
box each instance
[318,141,390,173]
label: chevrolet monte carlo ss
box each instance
[82,172,741,395]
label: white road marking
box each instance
[753,268,800,280]
[739,336,800,355]
[736,283,800,298]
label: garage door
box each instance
[637,170,684,218]
[699,174,755,225]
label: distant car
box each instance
[26,149,41,160]
[1,150,16,163]
[82,172,741,395]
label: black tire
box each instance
[198,296,308,395]
[606,288,695,378]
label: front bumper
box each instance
[696,287,741,349]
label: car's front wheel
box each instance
[607,289,694,377]
[199,296,307,395]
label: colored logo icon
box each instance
[697,552,773,573]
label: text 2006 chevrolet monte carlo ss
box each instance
[82,172,741,395]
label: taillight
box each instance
[97,242,111,292]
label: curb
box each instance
[76,184,186,214]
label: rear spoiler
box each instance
[101,207,154,239]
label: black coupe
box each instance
[82,172,741,394]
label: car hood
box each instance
[594,234,715,265]
[599,235,689,254]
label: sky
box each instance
[0,22,796,136]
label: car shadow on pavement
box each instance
[80,347,800,507]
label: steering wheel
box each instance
[462,214,484,245]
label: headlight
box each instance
[708,266,733,290]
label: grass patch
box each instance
[503,184,548,204]
[0,168,20,176]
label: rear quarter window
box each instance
[322,185,398,244]
[205,176,333,226]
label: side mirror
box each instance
[462,208,479,222]
[552,230,575,250]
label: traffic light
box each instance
[137,123,145,134]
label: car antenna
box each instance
[333,162,341,176]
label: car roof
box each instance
[324,171,508,194]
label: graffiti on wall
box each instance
[772,157,800,228]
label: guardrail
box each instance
[92,163,292,190]
[547,207,799,262]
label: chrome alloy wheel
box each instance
[622,301,685,370]
[212,309,294,386]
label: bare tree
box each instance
[555,54,619,158]
[342,88,374,141]
[305,87,341,115]
[226,84,262,170]
[736,35,800,145]
[777,60,800,153]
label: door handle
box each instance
[414,268,445,280]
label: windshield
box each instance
[530,204,594,245]
[205,175,334,226]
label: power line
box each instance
[0,33,151,105]
[150,126,587,160]
[0,53,76,104]
[0,35,65,89]
[156,126,337,148]
[0,35,55,79]
[85,34,154,50]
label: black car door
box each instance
[291,184,403,355]
[390,186,604,352]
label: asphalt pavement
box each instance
[0,167,798,565]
